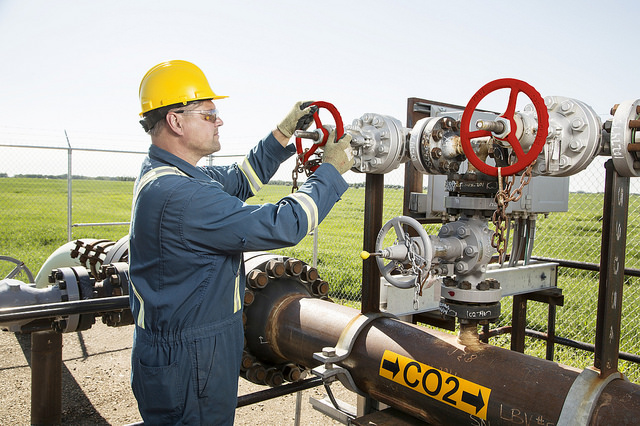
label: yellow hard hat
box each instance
[138,60,228,116]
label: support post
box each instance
[361,173,384,314]
[31,330,62,425]
[511,294,527,353]
[594,160,629,377]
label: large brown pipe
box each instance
[265,295,640,425]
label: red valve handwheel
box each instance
[460,78,549,177]
[295,101,344,172]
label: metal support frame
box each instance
[510,288,564,359]
[313,312,395,395]
[557,367,627,425]
[594,160,630,377]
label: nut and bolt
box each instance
[265,259,285,278]
[571,118,585,131]
[560,101,574,114]
[282,364,302,382]
[247,270,268,289]
[311,280,329,297]
[476,280,490,291]
[457,226,470,238]
[443,277,457,287]
[464,246,477,257]
[301,265,319,283]
[455,262,469,274]
[284,258,303,276]
[322,347,337,357]
[458,281,472,290]
[244,289,255,306]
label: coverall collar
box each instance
[148,144,212,182]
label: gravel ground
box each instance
[0,322,356,425]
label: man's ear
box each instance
[165,111,184,135]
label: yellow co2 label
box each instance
[379,350,491,419]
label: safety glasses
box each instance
[174,108,220,123]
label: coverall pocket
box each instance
[194,335,217,398]
[132,357,184,420]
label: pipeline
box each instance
[261,293,640,424]
[242,255,640,425]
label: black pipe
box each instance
[0,296,130,323]
[236,377,323,408]
[531,256,640,278]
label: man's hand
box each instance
[277,101,318,139]
[323,132,354,175]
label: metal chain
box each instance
[291,151,322,193]
[406,239,429,310]
[291,155,303,192]
[491,161,535,264]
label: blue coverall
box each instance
[129,132,348,425]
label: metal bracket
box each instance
[557,367,628,426]
[312,312,395,395]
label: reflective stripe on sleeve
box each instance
[239,157,263,195]
[289,192,318,235]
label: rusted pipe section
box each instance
[263,295,640,425]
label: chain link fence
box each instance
[2,128,640,383]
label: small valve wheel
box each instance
[460,78,549,177]
[295,101,344,172]
[0,255,34,282]
[372,216,432,289]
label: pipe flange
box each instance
[611,99,640,177]
[242,253,328,387]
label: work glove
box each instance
[277,101,318,139]
[323,131,354,175]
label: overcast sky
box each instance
[0,0,638,183]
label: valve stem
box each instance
[294,130,321,141]
[476,120,505,134]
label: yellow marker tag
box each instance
[379,349,491,420]
[360,251,370,260]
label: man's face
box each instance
[180,100,224,157]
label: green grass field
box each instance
[2,177,640,382]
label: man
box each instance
[128,59,353,425]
